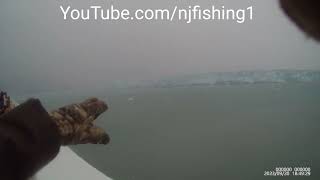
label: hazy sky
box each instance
[1,0,320,93]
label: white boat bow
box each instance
[35,147,113,180]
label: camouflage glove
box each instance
[49,98,110,145]
[0,94,16,115]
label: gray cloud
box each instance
[1,0,320,94]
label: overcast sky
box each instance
[1,0,320,93]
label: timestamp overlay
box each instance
[264,167,311,177]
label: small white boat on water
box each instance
[128,97,135,102]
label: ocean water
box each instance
[40,83,320,180]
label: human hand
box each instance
[49,98,110,145]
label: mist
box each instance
[1,0,320,94]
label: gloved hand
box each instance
[49,98,110,145]
[0,92,16,115]
[1,95,110,146]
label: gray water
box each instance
[39,83,320,180]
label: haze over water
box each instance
[1,0,320,179]
[37,82,320,180]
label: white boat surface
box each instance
[36,147,113,180]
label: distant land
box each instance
[134,70,320,88]
[7,69,320,97]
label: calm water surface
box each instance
[39,83,320,180]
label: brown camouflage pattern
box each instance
[1,96,110,146]
[49,98,110,145]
